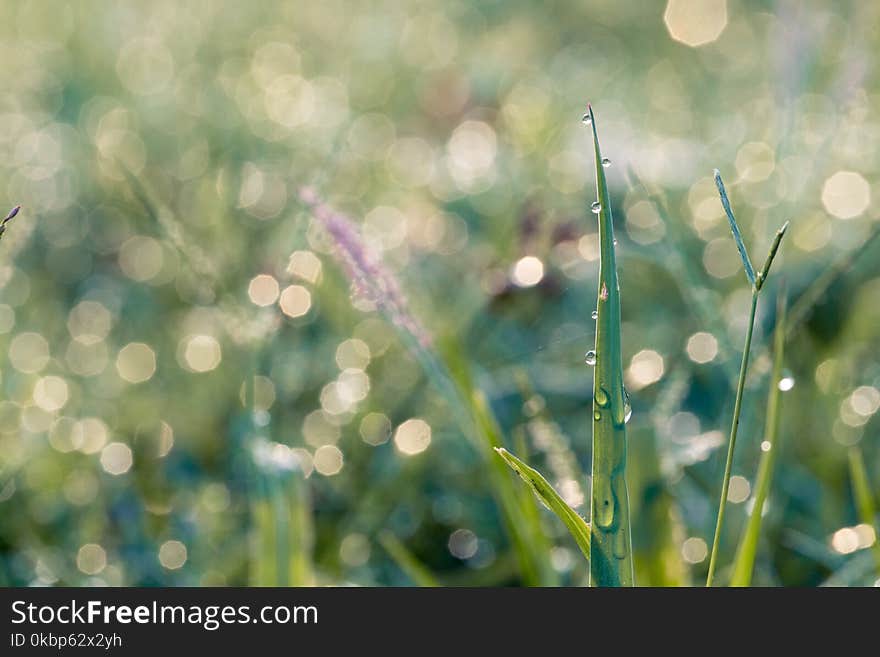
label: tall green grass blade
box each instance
[585,105,633,586]
[441,337,556,585]
[495,447,591,561]
[468,386,556,585]
[730,285,788,586]
[706,170,788,587]
[713,170,756,287]
[847,446,880,575]
[379,531,441,587]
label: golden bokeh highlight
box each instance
[664,0,728,47]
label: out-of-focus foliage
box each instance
[0,0,878,586]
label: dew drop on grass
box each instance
[591,201,602,214]
[584,350,597,366]
[613,238,618,246]
[778,375,795,392]
[601,157,611,168]
[594,411,601,421]
[591,309,598,320]
[623,389,632,424]
[594,387,609,407]
[582,113,592,125]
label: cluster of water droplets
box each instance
[582,108,631,425]
[585,351,633,424]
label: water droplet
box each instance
[613,238,618,246]
[584,350,597,366]
[594,387,609,407]
[624,400,633,424]
[778,376,795,392]
[591,201,601,214]
[593,411,601,421]
[591,309,598,320]
[594,476,614,528]
[602,157,611,168]
[581,113,592,125]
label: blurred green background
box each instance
[1,0,878,586]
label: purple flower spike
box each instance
[299,189,432,348]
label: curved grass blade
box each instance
[730,285,787,586]
[585,104,633,586]
[495,447,591,561]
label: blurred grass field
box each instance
[1,1,879,586]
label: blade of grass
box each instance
[585,104,633,586]
[705,171,788,587]
[848,445,880,576]
[379,531,441,587]
[730,284,788,586]
[714,170,756,287]
[0,205,20,243]
[495,447,591,561]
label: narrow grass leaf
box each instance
[495,447,591,561]
[714,170,756,287]
[730,285,787,586]
[586,104,634,586]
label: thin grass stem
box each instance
[706,292,758,586]
[705,171,788,586]
[730,285,787,586]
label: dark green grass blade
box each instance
[495,448,591,561]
